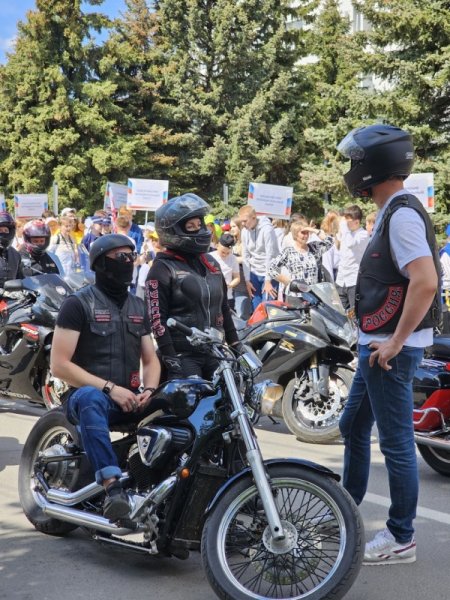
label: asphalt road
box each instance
[1,398,450,600]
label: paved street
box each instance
[1,398,450,600]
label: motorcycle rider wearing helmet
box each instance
[337,124,440,565]
[50,234,161,521]
[19,219,60,276]
[145,193,240,380]
[0,211,23,287]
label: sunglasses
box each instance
[110,251,138,263]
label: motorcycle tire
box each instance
[18,408,91,535]
[417,443,450,477]
[202,463,364,600]
[282,367,353,444]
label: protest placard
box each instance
[14,194,48,218]
[248,182,293,219]
[127,179,169,211]
[104,182,128,212]
[404,173,435,213]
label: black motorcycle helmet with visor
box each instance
[337,124,415,198]
[23,219,51,256]
[0,211,16,249]
[155,193,212,254]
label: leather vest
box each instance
[72,285,147,389]
[0,247,21,287]
[355,194,441,334]
[156,254,225,352]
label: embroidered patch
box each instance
[130,370,140,390]
[361,286,404,332]
[128,315,144,324]
[94,309,111,322]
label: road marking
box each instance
[366,492,450,525]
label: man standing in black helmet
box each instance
[145,193,240,381]
[0,212,23,286]
[337,124,440,565]
[50,234,161,521]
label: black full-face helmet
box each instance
[0,212,16,249]
[89,234,135,270]
[337,124,415,197]
[23,219,51,256]
[155,193,212,254]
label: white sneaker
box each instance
[363,528,416,565]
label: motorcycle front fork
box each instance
[307,353,330,398]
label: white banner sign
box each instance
[14,194,48,218]
[404,172,435,213]
[0,194,5,212]
[104,182,128,212]
[248,182,293,219]
[127,178,169,211]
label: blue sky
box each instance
[0,0,127,63]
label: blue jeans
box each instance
[249,272,279,311]
[339,344,423,543]
[67,386,141,484]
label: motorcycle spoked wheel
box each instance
[282,367,353,444]
[417,443,450,476]
[202,464,363,600]
[18,408,92,535]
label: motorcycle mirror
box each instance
[289,280,310,294]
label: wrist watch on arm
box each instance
[102,380,115,395]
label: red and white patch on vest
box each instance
[361,286,404,332]
[129,370,140,390]
[128,315,144,324]
[94,309,111,322]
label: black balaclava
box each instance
[94,255,134,306]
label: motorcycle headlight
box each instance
[323,317,356,347]
[252,380,284,416]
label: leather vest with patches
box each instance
[355,194,441,334]
[0,247,21,287]
[73,285,147,390]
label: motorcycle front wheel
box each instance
[417,443,450,476]
[202,464,363,600]
[282,367,353,444]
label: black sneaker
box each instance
[103,481,130,521]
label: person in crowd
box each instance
[50,234,161,520]
[60,207,77,218]
[335,204,369,312]
[0,212,23,285]
[229,216,252,319]
[268,219,334,302]
[70,215,85,244]
[11,218,27,251]
[205,214,221,250]
[48,215,80,274]
[136,230,163,300]
[145,193,240,380]
[337,124,440,565]
[115,214,138,293]
[238,205,280,309]
[272,219,288,249]
[81,211,109,251]
[45,216,59,237]
[211,233,240,310]
[118,207,144,253]
[19,220,60,275]
[365,211,377,236]
[281,212,308,249]
[320,210,341,282]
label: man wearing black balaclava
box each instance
[50,234,161,521]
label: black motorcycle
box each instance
[235,282,356,443]
[19,320,364,600]
[0,273,72,409]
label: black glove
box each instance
[162,356,184,381]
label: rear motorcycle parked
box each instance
[19,320,364,600]
[413,334,450,475]
[235,282,357,443]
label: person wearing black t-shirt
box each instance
[145,194,240,381]
[50,234,161,521]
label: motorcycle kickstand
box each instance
[267,415,279,425]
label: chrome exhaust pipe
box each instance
[47,481,104,506]
[414,433,450,450]
[38,491,135,536]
